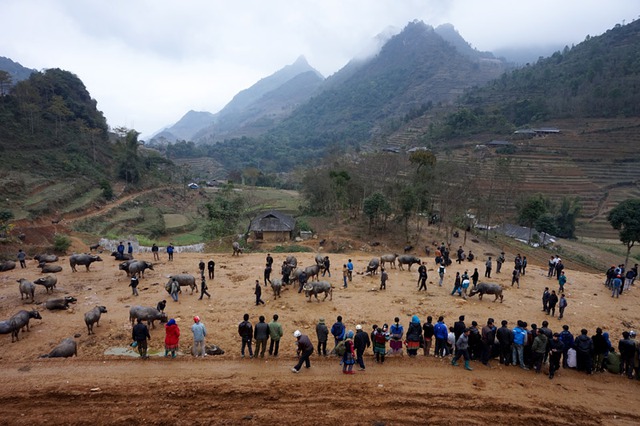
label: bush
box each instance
[52,233,71,254]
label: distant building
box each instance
[407,146,430,153]
[486,140,513,147]
[249,210,296,242]
[187,183,199,189]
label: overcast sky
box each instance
[1,0,637,138]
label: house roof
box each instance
[249,210,296,232]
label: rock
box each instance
[295,237,303,242]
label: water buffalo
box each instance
[304,264,322,282]
[118,259,138,276]
[0,310,42,342]
[111,251,133,261]
[45,296,77,310]
[34,275,57,293]
[302,281,333,302]
[285,255,297,269]
[128,260,154,278]
[232,242,243,256]
[40,337,77,358]
[69,254,103,272]
[468,282,504,302]
[34,254,58,263]
[315,254,325,267]
[365,258,380,275]
[0,260,16,272]
[380,254,398,269]
[271,278,283,299]
[404,245,414,253]
[38,263,62,273]
[166,274,197,294]
[84,306,108,335]
[129,305,168,328]
[398,255,421,271]
[17,278,35,302]
[89,243,101,251]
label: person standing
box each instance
[591,328,608,373]
[405,315,422,357]
[341,330,356,374]
[17,249,27,269]
[522,256,528,276]
[207,259,215,280]
[471,268,479,289]
[169,279,181,302]
[167,243,174,261]
[547,290,559,316]
[373,324,390,364]
[266,253,273,269]
[253,315,269,358]
[191,316,207,358]
[484,257,492,278]
[264,263,272,286]
[496,320,512,365]
[347,259,354,282]
[164,318,180,358]
[451,328,473,371]
[129,276,139,296]
[542,287,550,312]
[198,260,205,279]
[389,317,404,356]
[438,263,446,286]
[558,294,568,319]
[417,262,427,291]
[481,318,496,366]
[342,264,348,288]
[558,271,567,292]
[316,318,329,356]
[612,274,622,298]
[548,333,564,379]
[198,277,211,300]
[434,316,448,358]
[512,320,528,370]
[548,256,556,277]
[353,324,370,370]
[238,313,253,358]
[151,243,159,261]
[322,256,331,277]
[292,330,313,373]
[618,331,636,378]
[331,316,346,354]
[574,328,594,374]
[559,325,575,368]
[297,270,308,294]
[422,316,434,356]
[127,242,133,256]
[268,314,283,357]
[453,315,466,342]
[450,272,462,297]
[254,280,265,305]
[532,329,548,374]
[380,267,388,290]
[511,267,520,288]
[496,252,505,273]
[132,317,151,359]
[117,241,125,257]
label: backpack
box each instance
[335,340,346,356]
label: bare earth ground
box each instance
[1,249,639,425]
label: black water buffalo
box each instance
[397,255,420,271]
[166,274,197,294]
[302,281,333,302]
[468,282,504,302]
[34,275,57,293]
[111,251,133,261]
[271,278,283,299]
[40,337,77,358]
[45,296,77,310]
[84,306,108,335]
[380,254,398,269]
[129,306,168,328]
[128,260,154,278]
[0,310,42,342]
[365,258,380,275]
[34,254,58,263]
[0,260,16,271]
[232,242,243,256]
[69,254,103,272]
[17,278,35,302]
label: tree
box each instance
[202,184,246,239]
[0,70,11,95]
[517,193,549,243]
[115,128,142,184]
[607,199,640,267]
[0,209,14,238]
[555,197,581,238]
[363,192,391,233]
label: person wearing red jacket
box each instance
[164,318,180,358]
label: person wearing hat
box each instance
[292,330,313,373]
[191,316,207,357]
[353,324,370,370]
[164,318,180,358]
[373,324,390,364]
[316,318,329,356]
[342,330,356,374]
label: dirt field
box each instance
[1,247,639,425]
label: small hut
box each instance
[249,210,296,242]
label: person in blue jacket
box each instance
[434,316,448,358]
[512,320,529,370]
[330,315,346,355]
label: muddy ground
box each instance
[0,247,639,425]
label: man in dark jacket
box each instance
[353,324,371,370]
[574,328,594,374]
[132,318,151,359]
[496,320,512,365]
[316,318,329,356]
[453,315,466,342]
[330,315,346,354]
[207,259,215,280]
[417,262,428,291]
[254,315,270,358]
[292,330,313,373]
[468,321,482,360]
[481,318,497,366]
[618,331,637,378]
[592,327,608,372]
[548,333,564,379]
[423,316,435,356]
[297,271,308,293]
[238,313,253,358]
[559,325,574,368]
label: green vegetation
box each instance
[52,233,71,254]
[202,184,246,239]
[607,199,640,266]
[270,245,313,253]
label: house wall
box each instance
[258,231,290,242]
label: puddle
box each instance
[104,347,172,357]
